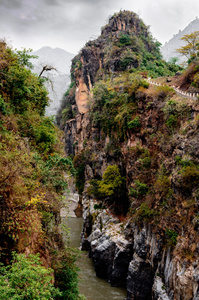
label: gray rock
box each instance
[152,276,170,300]
[88,228,102,243]
[127,253,154,300]
[134,227,149,259]
[111,243,133,287]
[92,237,116,280]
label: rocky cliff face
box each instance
[60,11,199,300]
[81,197,199,300]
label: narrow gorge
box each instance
[57,11,199,300]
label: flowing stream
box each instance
[61,217,127,300]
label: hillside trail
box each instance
[147,78,199,100]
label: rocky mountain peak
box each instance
[101,10,148,38]
[65,11,160,115]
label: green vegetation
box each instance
[89,165,127,214]
[136,203,156,222]
[162,97,191,132]
[0,41,82,298]
[176,31,199,62]
[154,86,175,100]
[129,180,148,197]
[118,33,132,47]
[53,250,86,300]
[98,165,125,198]
[163,98,190,118]
[139,156,151,169]
[90,73,146,140]
[181,165,199,193]
[165,229,178,246]
[127,116,141,129]
[0,251,85,300]
[166,114,178,129]
[103,11,182,77]
[0,253,60,300]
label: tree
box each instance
[15,48,38,69]
[98,165,128,214]
[168,57,179,65]
[176,31,199,61]
[0,253,61,300]
[99,165,124,197]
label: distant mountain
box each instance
[32,46,74,74]
[44,73,71,116]
[31,47,75,116]
[161,17,199,63]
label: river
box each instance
[61,217,127,300]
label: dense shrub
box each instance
[120,49,140,70]
[127,116,141,129]
[53,250,85,300]
[89,165,127,214]
[165,229,178,247]
[129,180,148,197]
[166,114,178,129]
[139,156,151,169]
[118,33,132,46]
[0,41,80,299]
[154,175,170,197]
[136,203,156,221]
[90,74,146,139]
[98,165,125,198]
[0,253,60,300]
[181,165,199,192]
[0,96,8,115]
[154,86,175,100]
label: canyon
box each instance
[59,11,199,300]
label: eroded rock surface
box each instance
[81,197,199,300]
[60,10,199,300]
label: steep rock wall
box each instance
[81,197,199,300]
[63,82,199,300]
[61,11,199,300]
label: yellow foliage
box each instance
[176,31,199,59]
[25,193,47,207]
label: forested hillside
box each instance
[0,41,83,299]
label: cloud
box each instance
[0,0,22,9]
[44,0,62,6]
[0,0,199,53]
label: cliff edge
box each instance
[59,11,199,300]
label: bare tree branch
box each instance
[39,65,57,77]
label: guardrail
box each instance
[147,78,199,100]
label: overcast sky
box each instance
[0,0,198,54]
